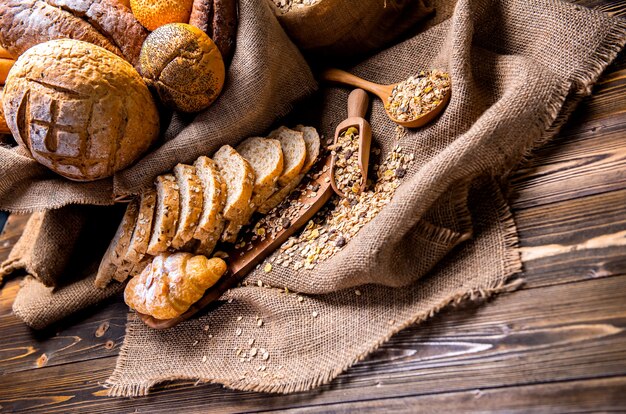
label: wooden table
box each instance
[1,4,626,412]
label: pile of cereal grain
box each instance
[331,127,363,197]
[259,146,413,271]
[386,70,451,122]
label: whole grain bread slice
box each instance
[268,126,306,186]
[213,145,255,243]
[95,199,139,288]
[193,156,227,256]
[258,125,321,214]
[114,190,156,282]
[171,164,204,250]
[146,174,180,255]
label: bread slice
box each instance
[114,190,156,282]
[258,126,321,214]
[171,164,204,250]
[237,137,284,205]
[146,174,180,255]
[268,126,306,186]
[95,199,139,288]
[213,145,255,243]
[193,156,227,256]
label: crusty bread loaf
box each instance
[213,145,254,243]
[171,164,204,250]
[95,199,139,288]
[0,0,122,59]
[269,126,306,186]
[45,0,148,66]
[2,39,159,181]
[146,174,180,255]
[193,156,227,256]
[259,126,320,214]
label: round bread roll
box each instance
[131,0,193,31]
[140,23,226,113]
[2,39,159,182]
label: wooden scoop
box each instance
[330,88,371,198]
[136,156,334,330]
[321,68,451,128]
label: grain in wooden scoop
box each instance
[139,23,226,113]
[131,0,193,31]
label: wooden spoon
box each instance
[320,68,451,128]
[330,88,371,198]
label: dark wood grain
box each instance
[0,0,626,411]
[2,274,626,413]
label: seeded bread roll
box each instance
[193,156,227,256]
[268,126,306,186]
[258,125,320,214]
[171,164,204,250]
[213,145,254,243]
[118,190,157,281]
[146,174,181,255]
[95,199,140,288]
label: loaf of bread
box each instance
[96,127,321,292]
[2,39,159,181]
[0,0,147,66]
[124,252,227,319]
[139,23,225,113]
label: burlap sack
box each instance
[0,0,317,212]
[271,0,435,58]
[103,0,626,395]
[1,205,124,328]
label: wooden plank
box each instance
[0,298,126,375]
[1,274,626,413]
[0,213,30,263]
[509,116,626,210]
[275,376,626,413]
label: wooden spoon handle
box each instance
[320,68,390,101]
[347,89,369,119]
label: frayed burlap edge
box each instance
[104,184,523,397]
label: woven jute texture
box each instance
[103,0,626,395]
[4,206,124,328]
[0,0,317,212]
[272,0,435,59]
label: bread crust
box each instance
[193,156,226,256]
[2,39,159,181]
[210,0,238,64]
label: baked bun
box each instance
[124,252,227,319]
[2,39,159,181]
[139,23,225,113]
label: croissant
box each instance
[124,252,227,320]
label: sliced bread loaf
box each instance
[258,126,321,214]
[213,145,255,243]
[115,190,157,282]
[146,174,180,255]
[171,164,204,250]
[95,199,139,288]
[268,126,306,186]
[193,156,227,256]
